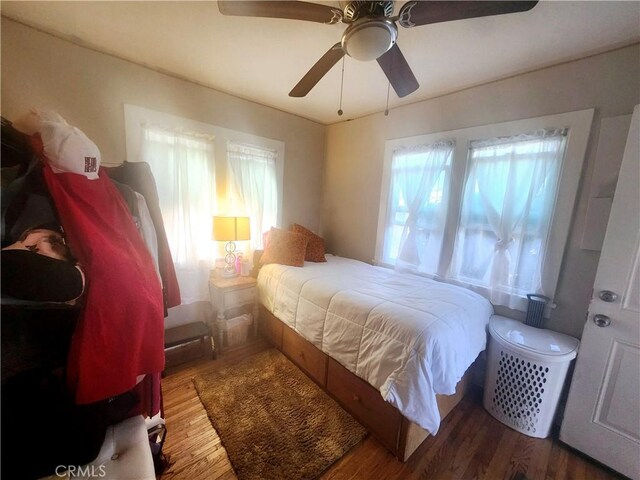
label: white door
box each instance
[560,105,640,479]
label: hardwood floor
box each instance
[159,338,622,480]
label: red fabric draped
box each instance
[43,165,165,405]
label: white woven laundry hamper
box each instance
[483,315,579,438]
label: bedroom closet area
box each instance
[1,112,179,479]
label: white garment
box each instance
[20,109,101,179]
[134,192,160,280]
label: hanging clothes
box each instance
[107,161,181,311]
[42,164,165,405]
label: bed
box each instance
[256,254,493,460]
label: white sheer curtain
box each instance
[227,141,278,250]
[382,140,454,275]
[141,124,216,304]
[448,129,566,309]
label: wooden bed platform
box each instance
[258,305,473,462]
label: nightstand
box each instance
[208,275,258,351]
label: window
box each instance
[141,124,216,304]
[376,109,594,311]
[381,140,454,275]
[124,104,285,306]
[226,141,278,250]
[449,130,566,309]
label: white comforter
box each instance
[258,255,493,433]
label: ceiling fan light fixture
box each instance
[342,20,397,61]
[219,0,540,100]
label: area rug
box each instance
[193,348,367,480]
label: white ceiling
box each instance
[2,1,639,125]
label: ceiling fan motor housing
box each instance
[342,0,395,22]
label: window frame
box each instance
[123,104,285,227]
[375,109,594,309]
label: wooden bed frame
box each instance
[258,305,474,462]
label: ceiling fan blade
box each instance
[376,44,419,98]
[218,1,342,24]
[398,1,538,28]
[289,43,345,98]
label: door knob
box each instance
[598,290,618,302]
[593,314,611,327]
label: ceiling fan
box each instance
[218,1,538,99]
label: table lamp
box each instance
[213,216,251,275]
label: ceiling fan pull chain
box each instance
[338,56,345,116]
[384,81,390,116]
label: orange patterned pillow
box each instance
[260,227,309,267]
[291,224,327,263]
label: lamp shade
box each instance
[213,216,251,242]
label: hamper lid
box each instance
[489,316,579,358]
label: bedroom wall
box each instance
[322,44,640,339]
[0,18,325,234]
